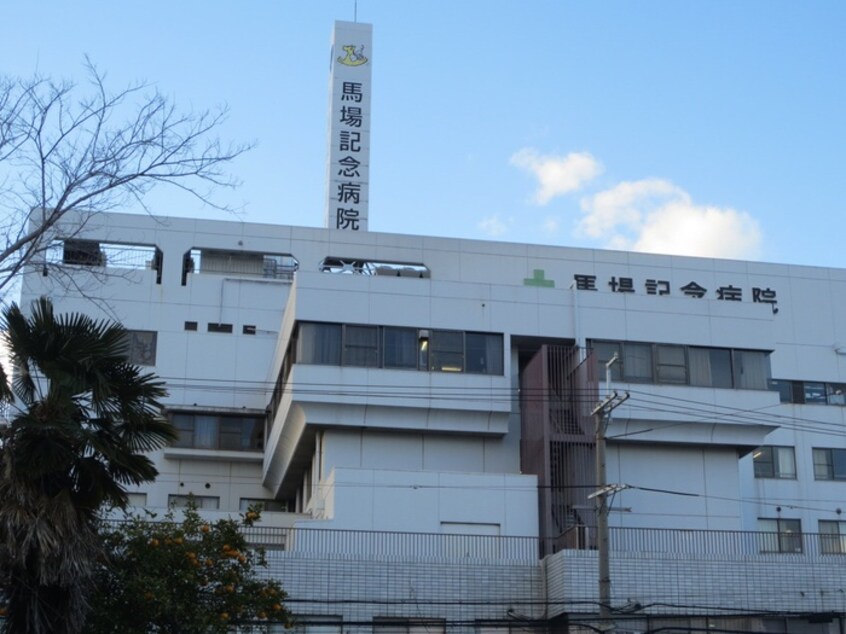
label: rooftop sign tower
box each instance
[324,20,372,232]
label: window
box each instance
[791,381,807,404]
[429,330,464,372]
[126,492,147,507]
[768,379,793,403]
[476,623,522,634]
[292,322,504,375]
[465,333,504,375]
[655,345,687,384]
[343,325,379,367]
[732,350,771,390]
[803,381,827,404]
[752,446,796,479]
[170,412,264,451]
[297,322,342,365]
[239,498,287,512]
[207,322,233,334]
[373,619,445,634]
[184,321,198,331]
[771,379,846,406]
[383,327,418,369]
[290,616,342,634]
[689,347,733,388]
[813,448,846,480]
[819,520,846,554]
[593,341,622,381]
[828,383,846,405]
[168,494,219,510]
[758,518,802,553]
[122,330,157,365]
[623,343,653,382]
[591,340,771,390]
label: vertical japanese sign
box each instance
[325,21,372,232]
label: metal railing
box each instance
[99,519,846,564]
[283,527,539,564]
[563,525,846,559]
[48,240,160,270]
[186,249,298,281]
[100,519,540,564]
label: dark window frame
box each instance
[819,520,846,555]
[813,447,846,481]
[752,446,796,479]
[239,498,287,512]
[293,321,504,376]
[170,412,264,452]
[168,494,220,510]
[770,379,846,407]
[758,517,803,553]
[591,340,770,390]
[122,330,157,366]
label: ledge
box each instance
[163,447,264,463]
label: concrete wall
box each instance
[546,547,846,619]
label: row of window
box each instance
[753,446,846,481]
[127,493,287,512]
[591,340,771,390]
[120,323,263,368]
[758,518,846,555]
[266,322,505,430]
[293,617,443,634]
[769,379,846,406]
[167,495,287,512]
[170,412,265,452]
[295,322,505,375]
[185,321,259,335]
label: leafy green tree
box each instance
[87,504,291,634]
[0,297,175,633]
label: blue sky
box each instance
[2,1,845,267]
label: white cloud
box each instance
[542,216,560,234]
[510,149,602,205]
[478,214,508,237]
[578,179,762,259]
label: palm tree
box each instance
[0,297,176,634]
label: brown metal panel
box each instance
[520,345,598,555]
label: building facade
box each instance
[20,210,846,633]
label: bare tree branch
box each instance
[0,60,253,299]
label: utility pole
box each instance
[589,354,629,632]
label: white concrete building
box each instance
[19,210,846,633]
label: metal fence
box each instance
[99,519,846,564]
[283,527,539,564]
[100,519,540,564]
[47,240,160,270]
[599,525,846,559]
